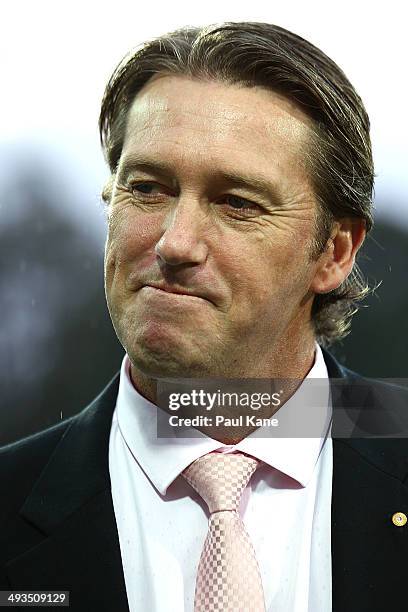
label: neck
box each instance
[129,333,317,445]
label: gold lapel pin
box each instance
[391,512,407,527]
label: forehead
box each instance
[121,74,312,176]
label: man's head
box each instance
[100,22,372,381]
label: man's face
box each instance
[104,75,325,379]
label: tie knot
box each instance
[182,451,260,513]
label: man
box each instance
[1,22,407,612]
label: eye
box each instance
[130,181,167,197]
[218,195,260,216]
[224,195,253,209]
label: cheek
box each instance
[104,212,161,307]
[222,231,310,305]
[105,209,163,270]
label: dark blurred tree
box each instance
[0,160,124,445]
[331,220,408,378]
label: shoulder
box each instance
[323,347,408,404]
[0,370,120,525]
[0,417,75,523]
[323,348,408,477]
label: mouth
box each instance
[144,283,212,303]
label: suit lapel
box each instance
[5,373,129,612]
[323,349,408,611]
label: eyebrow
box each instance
[117,154,284,204]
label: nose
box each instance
[155,197,208,267]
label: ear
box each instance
[311,218,366,294]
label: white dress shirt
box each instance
[109,343,333,611]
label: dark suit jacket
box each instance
[1,349,408,612]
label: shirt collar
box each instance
[114,343,331,494]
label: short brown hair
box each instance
[99,22,374,347]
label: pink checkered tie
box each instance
[183,451,266,612]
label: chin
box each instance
[128,347,195,379]
[117,313,215,377]
[130,335,221,379]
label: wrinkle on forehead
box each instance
[121,75,313,182]
[126,75,311,143]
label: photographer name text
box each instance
[168,415,279,428]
